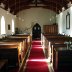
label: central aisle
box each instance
[24,40,49,72]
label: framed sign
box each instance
[8,24,10,30]
[66,12,70,29]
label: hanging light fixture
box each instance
[61,0,65,11]
[0,3,5,8]
[7,0,10,14]
[49,0,51,22]
[18,0,21,20]
[12,0,16,15]
[62,7,65,11]
[7,7,10,12]
[14,0,17,17]
[59,10,61,13]
[67,1,72,8]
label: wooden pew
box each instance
[41,33,65,48]
[0,35,31,71]
[49,37,72,53]
[0,38,27,66]
[41,33,72,71]
[3,37,27,54]
[12,34,32,48]
[47,38,67,58]
[6,36,31,53]
[54,47,72,72]
[41,33,72,60]
[43,33,65,40]
[5,34,32,71]
[0,42,21,67]
[42,37,66,59]
[51,44,67,70]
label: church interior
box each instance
[0,0,72,72]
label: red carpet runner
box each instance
[25,40,49,72]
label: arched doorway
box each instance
[32,23,41,40]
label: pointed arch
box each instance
[32,23,41,39]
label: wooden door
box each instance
[32,23,41,39]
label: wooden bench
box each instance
[2,38,27,54]
[41,33,72,60]
[54,47,72,72]
[51,44,67,69]
[6,36,31,55]
[0,42,21,67]
[46,35,71,52]
[0,36,31,71]
[47,38,65,58]
[12,34,32,47]
[41,34,65,47]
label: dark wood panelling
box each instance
[43,24,58,34]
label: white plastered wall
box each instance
[57,6,72,37]
[16,8,56,34]
[0,8,16,37]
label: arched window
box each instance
[12,19,15,33]
[1,16,6,34]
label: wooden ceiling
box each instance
[0,0,70,14]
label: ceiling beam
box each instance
[10,5,59,14]
[0,0,69,14]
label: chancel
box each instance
[0,0,72,72]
